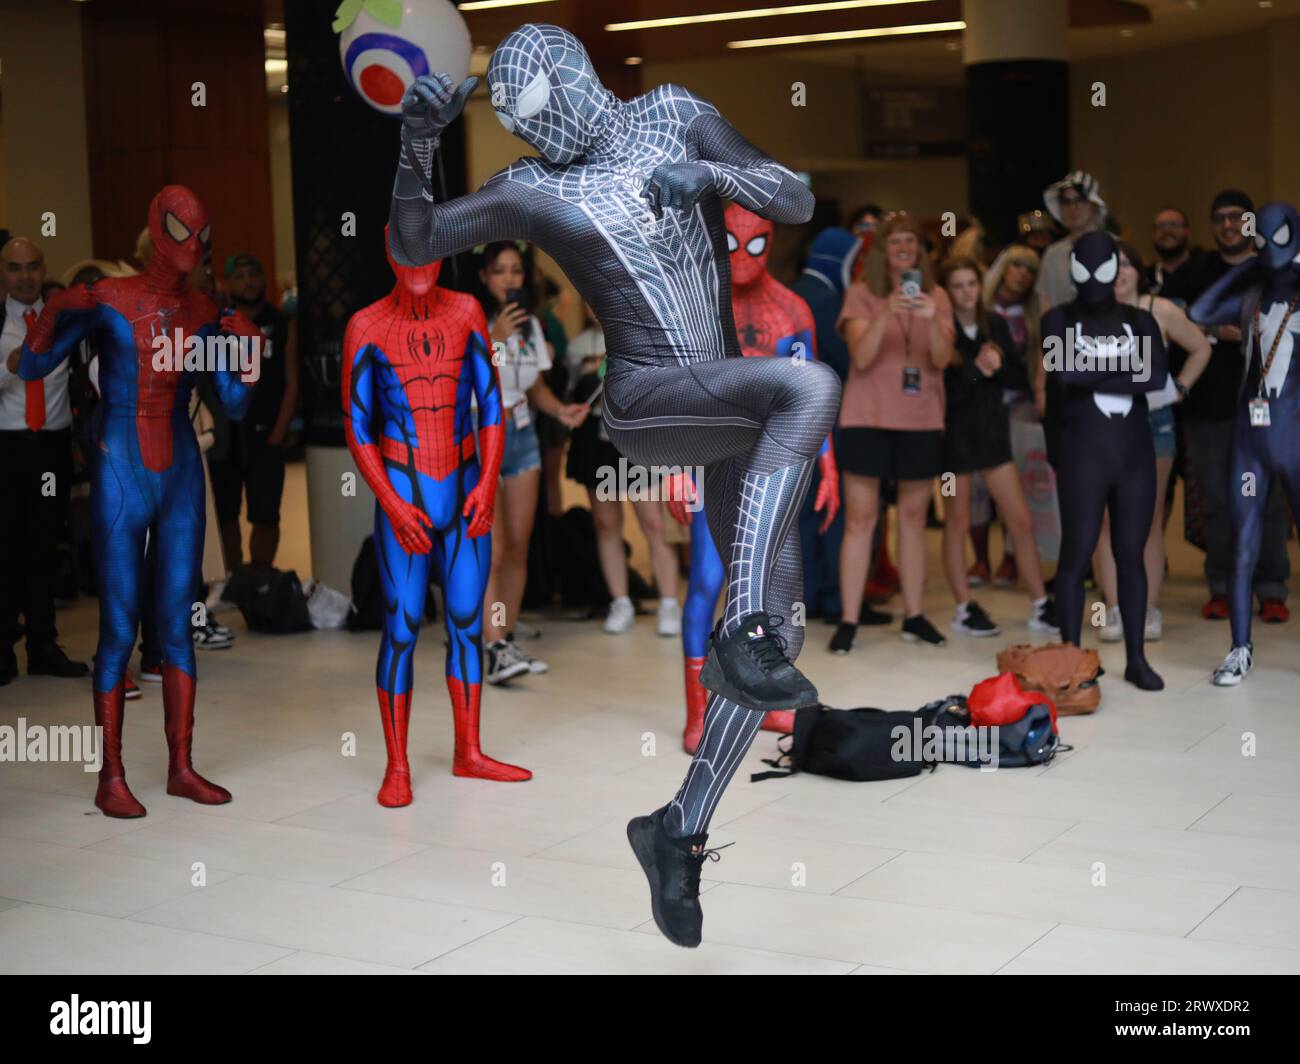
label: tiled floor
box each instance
[2,520,1299,974]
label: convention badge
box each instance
[1248,397,1271,427]
[902,365,921,395]
[513,403,532,430]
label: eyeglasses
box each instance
[1211,210,1245,225]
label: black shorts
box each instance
[839,427,943,481]
[942,401,1013,475]
[209,431,287,527]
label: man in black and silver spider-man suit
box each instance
[388,23,839,948]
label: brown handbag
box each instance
[995,643,1103,716]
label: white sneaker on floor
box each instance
[1212,644,1252,687]
[1144,606,1163,641]
[515,619,541,640]
[604,596,636,634]
[657,599,681,637]
[1028,595,1060,635]
[1097,605,1124,643]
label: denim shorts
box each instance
[501,413,542,479]
[1149,404,1176,460]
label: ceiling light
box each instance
[728,20,964,49]
[607,1,928,32]
[459,0,557,11]
[625,56,643,65]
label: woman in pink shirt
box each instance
[832,214,955,651]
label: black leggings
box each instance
[1055,390,1155,674]
[605,356,840,837]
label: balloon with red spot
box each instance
[338,0,472,116]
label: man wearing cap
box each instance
[1036,170,1107,307]
[1181,190,1290,623]
[0,237,90,685]
[208,253,298,570]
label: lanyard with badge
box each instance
[1249,292,1299,427]
[895,270,923,395]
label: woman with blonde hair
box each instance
[832,213,955,652]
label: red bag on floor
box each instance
[968,671,1058,732]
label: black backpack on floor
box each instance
[224,564,313,634]
[751,696,1060,783]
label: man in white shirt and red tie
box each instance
[0,237,89,686]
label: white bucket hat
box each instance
[1043,171,1107,225]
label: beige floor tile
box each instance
[999,923,1300,974]
[1189,887,1300,952]
[421,916,854,974]
[132,874,515,967]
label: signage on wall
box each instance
[864,87,967,158]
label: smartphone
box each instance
[900,269,923,300]
[505,287,531,316]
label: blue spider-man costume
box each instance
[19,185,258,818]
[342,237,524,807]
[1191,201,1300,686]
[671,203,839,753]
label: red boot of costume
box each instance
[377,687,413,807]
[449,678,531,781]
[761,709,795,734]
[683,656,707,754]
[162,665,231,804]
[93,683,147,818]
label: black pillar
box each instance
[966,60,1069,248]
[284,0,467,446]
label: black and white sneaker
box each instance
[1028,595,1060,635]
[506,633,548,674]
[486,640,530,685]
[901,614,947,647]
[952,600,1000,637]
[192,623,233,650]
[1212,643,1252,687]
[699,611,818,712]
[627,805,729,949]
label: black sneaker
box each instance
[0,647,17,687]
[699,611,817,712]
[829,622,856,654]
[901,614,946,647]
[627,806,730,948]
[951,601,1000,637]
[26,642,90,678]
[1029,595,1060,634]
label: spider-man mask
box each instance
[725,203,773,287]
[1069,230,1119,309]
[1253,201,1300,274]
[384,226,441,294]
[148,185,211,277]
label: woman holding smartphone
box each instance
[474,241,588,684]
[833,214,956,652]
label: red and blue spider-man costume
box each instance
[342,237,527,806]
[20,185,259,818]
[670,203,840,753]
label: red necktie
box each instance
[22,309,45,432]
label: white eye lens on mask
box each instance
[1093,254,1118,284]
[1256,233,1267,249]
[1273,222,1291,246]
[495,110,515,133]
[726,232,739,253]
[746,235,767,256]
[164,212,191,243]
[1070,256,1090,284]
[198,224,211,245]
[515,69,551,121]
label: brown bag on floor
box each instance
[995,643,1102,716]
